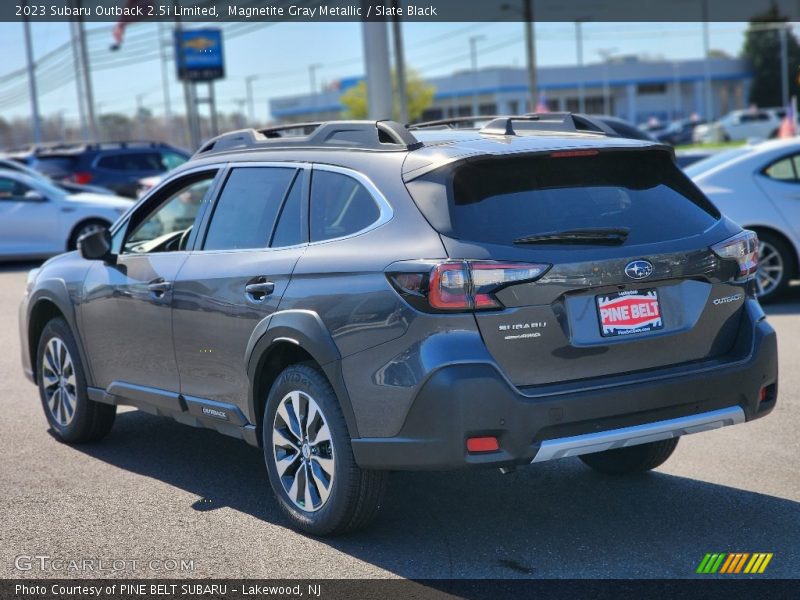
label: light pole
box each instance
[135,93,147,117]
[21,7,42,144]
[502,1,537,112]
[308,63,322,110]
[700,0,712,120]
[575,20,587,114]
[245,75,259,125]
[597,47,617,116]
[391,0,409,124]
[672,61,682,120]
[780,23,790,108]
[469,35,485,117]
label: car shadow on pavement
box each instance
[0,260,42,273]
[763,282,800,315]
[71,409,800,579]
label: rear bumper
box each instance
[351,302,777,470]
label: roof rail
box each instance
[408,116,499,130]
[195,120,423,156]
[479,112,608,136]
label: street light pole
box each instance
[308,63,322,110]
[780,24,789,108]
[597,47,617,116]
[21,6,42,144]
[469,35,485,117]
[523,0,537,112]
[245,75,259,125]
[361,21,393,119]
[391,0,409,124]
[701,0,712,120]
[575,20,585,114]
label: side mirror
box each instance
[24,190,46,202]
[78,228,116,263]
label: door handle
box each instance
[245,279,275,301]
[147,279,172,298]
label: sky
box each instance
[0,20,751,122]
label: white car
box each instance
[0,169,133,259]
[688,139,800,301]
[693,108,785,144]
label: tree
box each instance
[340,69,435,122]
[741,4,800,107]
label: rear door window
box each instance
[310,170,380,242]
[203,167,297,251]
[407,151,720,246]
[33,156,79,178]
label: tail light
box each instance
[388,260,550,312]
[711,230,758,279]
[71,172,94,185]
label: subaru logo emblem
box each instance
[625,260,654,280]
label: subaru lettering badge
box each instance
[625,260,654,280]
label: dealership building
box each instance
[269,56,753,125]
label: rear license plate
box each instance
[596,289,663,337]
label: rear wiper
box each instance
[514,227,629,245]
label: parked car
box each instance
[689,138,800,301]
[19,116,777,536]
[655,117,707,146]
[592,115,657,141]
[0,170,132,260]
[0,157,114,196]
[675,150,714,169]
[13,141,190,199]
[693,108,785,144]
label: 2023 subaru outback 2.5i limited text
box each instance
[19,114,778,535]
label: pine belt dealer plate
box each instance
[596,289,663,337]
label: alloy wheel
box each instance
[272,390,335,512]
[42,337,78,427]
[756,240,784,298]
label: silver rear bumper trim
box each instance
[531,406,745,463]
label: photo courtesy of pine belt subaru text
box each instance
[18,113,778,536]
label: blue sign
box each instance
[175,28,224,82]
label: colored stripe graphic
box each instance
[699,553,773,574]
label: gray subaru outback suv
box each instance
[19,114,778,535]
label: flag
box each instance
[779,102,796,138]
[535,90,549,113]
[109,0,152,51]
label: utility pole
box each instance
[523,0,537,112]
[391,0,409,123]
[73,1,98,140]
[597,47,617,116]
[469,35,485,117]
[361,21,393,119]
[245,75,258,125]
[701,0,712,120]
[70,21,88,139]
[22,5,42,143]
[780,23,789,108]
[308,63,322,110]
[575,20,586,113]
[157,22,173,138]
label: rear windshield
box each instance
[406,150,720,246]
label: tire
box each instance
[263,363,387,536]
[68,219,109,251]
[36,318,116,443]
[579,438,679,475]
[753,230,796,303]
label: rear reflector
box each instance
[466,436,500,453]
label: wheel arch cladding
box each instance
[246,310,360,445]
[27,287,83,385]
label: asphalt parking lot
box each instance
[1,261,798,580]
